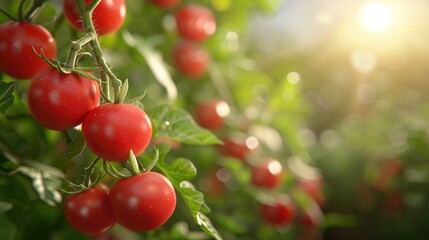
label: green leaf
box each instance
[17,166,62,206]
[156,150,221,240]
[151,104,222,145]
[0,202,12,214]
[62,131,86,162]
[0,217,17,240]
[0,82,15,112]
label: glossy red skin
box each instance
[82,103,152,162]
[27,68,100,131]
[220,137,254,161]
[175,4,216,42]
[251,158,283,189]
[195,99,229,129]
[0,21,56,79]
[173,41,209,78]
[149,0,180,8]
[64,0,126,35]
[109,172,176,232]
[64,184,116,236]
[260,196,296,226]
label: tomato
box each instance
[194,99,230,129]
[27,67,100,131]
[297,179,325,207]
[109,172,176,232]
[251,158,283,189]
[172,41,209,78]
[149,0,180,8]
[175,4,216,42]
[220,135,259,161]
[64,0,126,36]
[64,184,116,235]
[0,21,57,79]
[82,103,152,162]
[260,195,296,226]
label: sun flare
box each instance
[360,2,392,33]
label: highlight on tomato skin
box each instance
[63,0,126,36]
[0,21,57,79]
[82,103,153,162]
[108,172,177,232]
[27,67,100,131]
[63,183,116,236]
[175,4,216,42]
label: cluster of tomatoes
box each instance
[192,92,326,234]
[0,0,179,236]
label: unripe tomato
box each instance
[64,0,126,36]
[27,68,100,131]
[260,195,296,226]
[251,158,283,189]
[82,103,152,162]
[175,4,216,42]
[173,41,209,78]
[194,99,230,129]
[64,184,116,235]
[0,21,57,79]
[149,0,180,8]
[109,172,176,232]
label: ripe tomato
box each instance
[0,21,57,79]
[82,103,152,162]
[64,0,126,36]
[175,4,216,42]
[27,68,100,131]
[260,195,296,226]
[220,135,259,161]
[149,0,180,8]
[251,158,283,189]
[172,41,209,78]
[64,184,116,235]
[109,172,176,231]
[194,99,230,129]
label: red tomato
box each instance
[251,158,283,189]
[260,195,296,226]
[64,184,116,235]
[64,0,126,36]
[194,99,230,129]
[27,68,100,131]
[220,135,259,161]
[172,41,209,78]
[0,21,57,79]
[175,4,216,42]
[149,0,180,8]
[82,103,152,162]
[109,172,176,231]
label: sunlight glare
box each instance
[360,2,392,33]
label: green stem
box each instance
[0,7,18,21]
[75,0,122,103]
[18,0,29,22]
[65,33,96,68]
[23,0,48,22]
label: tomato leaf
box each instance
[17,166,62,206]
[0,82,15,113]
[0,202,12,214]
[62,130,86,162]
[151,104,222,145]
[0,217,17,240]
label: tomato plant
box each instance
[108,172,176,232]
[250,158,283,189]
[175,4,216,42]
[82,103,153,162]
[0,21,57,79]
[149,0,180,8]
[64,0,126,35]
[63,183,116,236]
[172,40,209,78]
[194,99,230,129]
[27,67,100,131]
